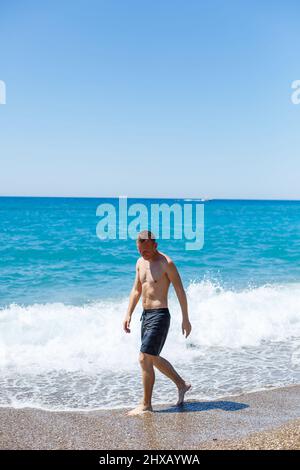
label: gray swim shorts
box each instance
[140,307,171,356]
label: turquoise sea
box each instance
[0,197,300,410]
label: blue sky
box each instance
[0,0,299,199]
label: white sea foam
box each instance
[185,281,300,348]
[0,281,299,409]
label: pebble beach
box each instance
[0,385,299,450]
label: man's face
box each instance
[137,238,157,260]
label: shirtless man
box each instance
[123,230,192,416]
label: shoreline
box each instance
[1,382,297,414]
[0,384,299,449]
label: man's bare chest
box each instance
[139,263,167,284]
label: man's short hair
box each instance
[137,230,156,242]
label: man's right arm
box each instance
[123,260,142,333]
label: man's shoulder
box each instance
[136,257,143,268]
[159,252,175,267]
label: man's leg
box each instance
[127,352,155,415]
[140,352,155,407]
[152,355,192,405]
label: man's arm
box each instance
[166,259,192,338]
[123,260,142,333]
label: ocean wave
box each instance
[0,281,299,409]
[186,280,300,348]
[0,281,300,373]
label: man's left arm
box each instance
[166,260,192,338]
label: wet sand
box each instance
[0,384,299,450]
[201,418,300,449]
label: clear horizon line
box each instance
[1,195,300,202]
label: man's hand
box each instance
[123,314,131,333]
[182,319,192,338]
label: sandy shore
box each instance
[0,384,299,450]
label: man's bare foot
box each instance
[126,404,153,416]
[175,382,192,406]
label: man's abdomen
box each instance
[141,278,170,309]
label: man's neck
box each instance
[148,250,160,262]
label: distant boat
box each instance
[183,197,212,202]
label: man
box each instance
[123,230,192,416]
